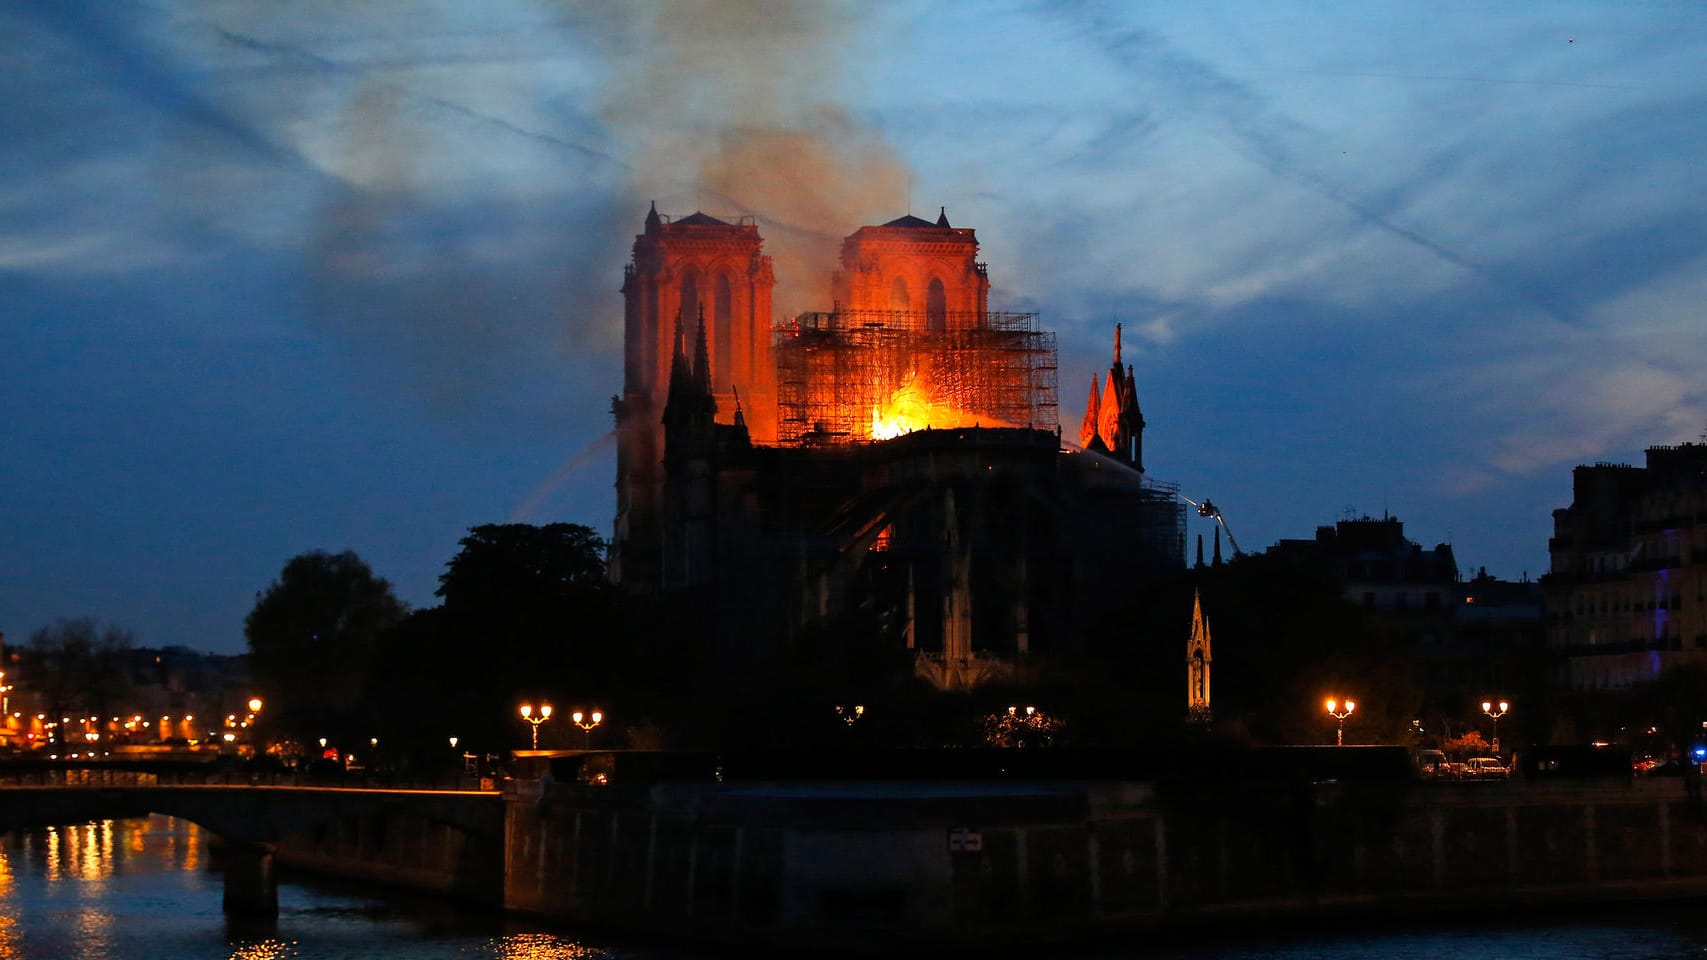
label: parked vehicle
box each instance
[1416,749,1451,779]
[1463,756,1509,780]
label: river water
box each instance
[3,816,1707,959]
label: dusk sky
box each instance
[5,1,1705,656]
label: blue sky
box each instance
[4,1,1705,654]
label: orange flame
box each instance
[869,374,986,440]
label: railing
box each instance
[0,766,497,791]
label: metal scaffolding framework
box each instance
[774,310,1059,444]
[1137,477,1187,568]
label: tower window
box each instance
[889,277,909,312]
[679,274,700,330]
[714,274,733,390]
[927,278,947,331]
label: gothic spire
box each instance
[692,302,712,395]
[1098,368,1122,455]
[1124,363,1145,472]
[645,200,661,232]
[936,205,950,228]
[667,309,690,397]
[1079,374,1101,449]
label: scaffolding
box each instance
[774,310,1059,444]
[1137,477,1187,569]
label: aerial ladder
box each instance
[1180,495,1243,558]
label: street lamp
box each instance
[1325,697,1357,746]
[1481,699,1510,753]
[570,710,603,749]
[519,703,552,749]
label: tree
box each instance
[245,550,406,743]
[435,523,614,682]
[27,618,134,744]
[358,524,617,764]
[437,522,608,608]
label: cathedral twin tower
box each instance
[612,205,999,587]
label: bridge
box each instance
[0,767,503,915]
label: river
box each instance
[3,816,1707,959]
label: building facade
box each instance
[1544,443,1707,689]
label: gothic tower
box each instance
[612,205,775,588]
[1078,324,1146,470]
[1186,589,1212,723]
[831,208,989,328]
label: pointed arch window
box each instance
[679,273,700,331]
[926,277,947,331]
[714,274,734,390]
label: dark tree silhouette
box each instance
[27,618,134,744]
[361,524,616,764]
[245,550,406,744]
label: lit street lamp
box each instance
[571,710,603,749]
[1325,697,1357,746]
[1482,699,1510,753]
[520,703,552,749]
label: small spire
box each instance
[1078,374,1101,449]
[1213,527,1223,566]
[668,310,690,392]
[645,200,661,232]
[692,302,712,393]
[936,206,950,228]
[732,385,747,429]
[1113,322,1123,366]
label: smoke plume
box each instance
[584,0,912,317]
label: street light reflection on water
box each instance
[0,816,624,960]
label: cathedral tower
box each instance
[831,208,989,328]
[612,206,775,588]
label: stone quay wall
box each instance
[274,805,505,907]
[500,776,1707,950]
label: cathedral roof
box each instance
[881,213,938,228]
[675,211,729,226]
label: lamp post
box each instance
[571,710,603,750]
[519,703,552,750]
[1325,697,1356,746]
[1481,699,1510,753]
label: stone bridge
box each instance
[0,773,503,915]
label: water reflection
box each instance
[227,940,295,960]
[0,816,643,960]
[486,932,611,959]
[4,816,1706,960]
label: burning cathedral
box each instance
[611,206,1183,688]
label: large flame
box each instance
[870,375,982,440]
